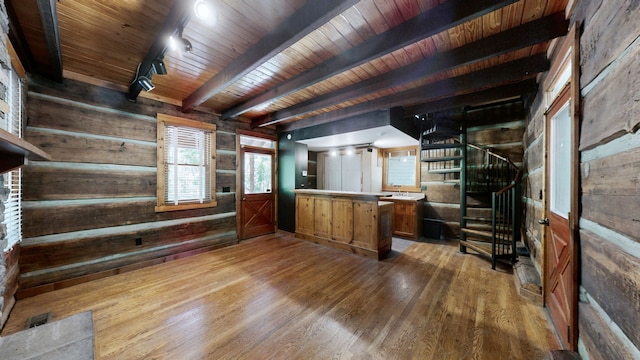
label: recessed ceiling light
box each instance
[194,0,212,20]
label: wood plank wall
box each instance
[523,1,640,357]
[17,78,274,298]
[421,105,525,240]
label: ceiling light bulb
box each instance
[194,0,212,20]
[168,36,178,52]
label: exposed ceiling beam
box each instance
[5,1,36,75]
[36,0,63,82]
[127,1,193,101]
[254,12,568,127]
[279,54,549,132]
[222,0,518,120]
[181,0,360,112]
[403,79,539,117]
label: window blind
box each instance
[2,69,23,252]
[164,125,211,205]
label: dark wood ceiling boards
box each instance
[7,0,569,131]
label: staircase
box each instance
[459,143,522,269]
[420,115,522,269]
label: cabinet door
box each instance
[353,200,376,249]
[331,198,353,243]
[296,195,315,235]
[314,197,331,238]
[393,201,416,238]
[323,153,362,192]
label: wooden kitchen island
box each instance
[292,189,393,260]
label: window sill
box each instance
[155,201,218,213]
[0,128,51,174]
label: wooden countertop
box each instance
[380,193,426,201]
[292,189,386,198]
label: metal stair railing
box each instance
[491,169,522,269]
[462,141,522,269]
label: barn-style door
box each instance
[237,132,277,240]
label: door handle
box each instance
[242,197,246,201]
[538,218,549,225]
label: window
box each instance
[382,146,420,192]
[244,152,272,194]
[240,134,275,194]
[156,114,216,212]
[2,68,24,252]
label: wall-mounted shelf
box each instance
[0,128,51,174]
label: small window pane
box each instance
[244,152,272,194]
[387,150,417,186]
[240,135,274,149]
[550,103,571,217]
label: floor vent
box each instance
[26,312,52,329]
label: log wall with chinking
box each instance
[17,77,274,298]
[522,1,640,358]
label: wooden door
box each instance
[239,140,276,240]
[544,61,578,349]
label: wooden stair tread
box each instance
[461,228,492,239]
[459,240,491,256]
[465,223,514,233]
[464,216,492,222]
[464,216,511,223]
[421,155,463,162]
[421,143,463,150]
[428,167,461,174]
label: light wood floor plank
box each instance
[2,232,559,359]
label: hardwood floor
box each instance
[2,232,559,359]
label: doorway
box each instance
[237,131,277,240]
[543,24,579,350]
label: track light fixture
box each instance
[169,35,193,53]
[137,76,155,92]
[152,58,167,75]
[180,37,193,53]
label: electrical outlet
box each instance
[135,237,142,246]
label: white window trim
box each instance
[156,114,217,212]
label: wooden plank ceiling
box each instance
[7,0,569,131]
